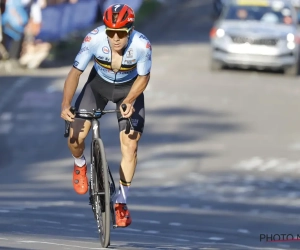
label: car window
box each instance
[222,1,294,25]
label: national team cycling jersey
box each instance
[73,25,152,84]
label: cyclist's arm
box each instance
[122,74,150,104]
[61,67,83,108]
[123,43,152,104]
[61,34,96,108]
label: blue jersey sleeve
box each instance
[137,41,152,76]
[73,34,97,71]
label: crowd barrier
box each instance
[36,0,99,42]
[36,0,144,42]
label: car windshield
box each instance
[223,3,294,24]
[294,6,300,20]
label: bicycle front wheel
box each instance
[92,138,111,248]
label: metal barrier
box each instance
[36,0,99,42]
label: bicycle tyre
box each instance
[92,138,111,248]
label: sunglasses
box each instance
[106,28,131,39]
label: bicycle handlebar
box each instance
[64,104,134,138]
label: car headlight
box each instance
[287,33,294,42]
[210,27,225,39]
[216,29,225,38]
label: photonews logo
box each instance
[260,234,300,242]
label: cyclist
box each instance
[60,3,152,228]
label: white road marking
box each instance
[238,229,250,234]
[175,238,190,242]
[277,244,290,248]
[0,112,13,134]
[144,230,159,234]
[0,112,12,121]
[0,209,10,213]
[208,237,224,241]
[45,85,57,93]
[34,219,61,224]
[135,219,161,224]
[169,222,181,226]
[233,157,300,173]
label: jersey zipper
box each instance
[108,44,124,83]
[108,43,124,101]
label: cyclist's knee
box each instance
[69,119,91,145]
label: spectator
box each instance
[0,0,6,13]
[0,0,9,60]
[19,0,50,68]
[0,0,6,44]
[1,0,29,68]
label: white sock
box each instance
[115,183,130,204]
[73,154,86,167]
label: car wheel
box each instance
[284,63,299,77]
[210,59,223,71]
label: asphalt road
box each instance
[2,0,300,249]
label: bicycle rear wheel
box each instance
[91,138,111,248]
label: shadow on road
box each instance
[0,73,299,249]
[0,72,252,247]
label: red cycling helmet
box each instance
[103,4,135,30]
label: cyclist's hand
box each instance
[120,102,135,118]
[61,105,75,122]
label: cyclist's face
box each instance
[106,29,130,52]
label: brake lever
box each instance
[121,104,134,134]
[64,106,76,138]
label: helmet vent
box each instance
[121,11,128,22]
[113,13,118,23]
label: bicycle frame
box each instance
[90,117,117,228]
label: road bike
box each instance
[64,104,133,248]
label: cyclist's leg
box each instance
[114,93,145,227]
[118,93,145,187]
[69,69,108,195]
[69,83,94,158]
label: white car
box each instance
[210,0,300,76]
